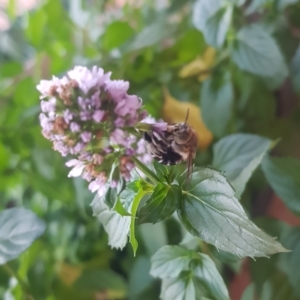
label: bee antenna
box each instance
[184,108,190,124]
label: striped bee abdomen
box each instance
[144,131,182,165]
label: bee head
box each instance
[173,123,190,143]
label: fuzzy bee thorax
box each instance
[144,121,198,168]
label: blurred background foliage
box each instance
[0,0,300,299]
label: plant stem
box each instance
[129,188,145,256]
[132,156,160,184]
[2,263,35,300]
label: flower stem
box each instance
[130,188,145,256]
[2,263,35,300]
[135,122,152,132]
[132,156,160,184]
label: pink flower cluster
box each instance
[37,66,166,197]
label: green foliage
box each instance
[200,73,234,137]
[279,227,300,298]
[138,183,180,224]
[1,0,300,299]
[193,0,233,48]
[178,167,287,257]
[291,45,300,93]
[231,25,288,82]
[212,133,272,196]
[262,156,300,214]
[0,208,45,265]
[151,245,229,300]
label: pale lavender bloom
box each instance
[82,171,93,182]
[88,174,107,196]
[81,132,92,143]
[37,65,159,198]
[92,154,104,165]
[80,111,91,121]
[66,159,85,177]
[54,76,69,95]
[141,116,168,132]
[114,95,141,118]
[68,66,98,94]
[103,147,113,154]
[91,91,101,109]
[78,97,85,109]
[39,114,53,131]
[152,122,168,132]
[110,129,127,146]
[140,153,153,164]
[88,180,101,193]
[105,80,129,101]
[91,66,111,87]
[41,98,56,112]
[114,117,125,127]
[93,110,105,122]
[53,141,69,156]
[110,180,118,188]
[41,129,54,139]
[96,185,108,197]
[68,66,110,94]
[136,140,153,164]
[70,122,80,132]
[126,115,139,127]
[136,139,147,155]
[71,142,85,154]
[78,151,92,161]
[37,80,55,97]
[121,160,135,181]
[125,148,135,156]
[63,109,73,123]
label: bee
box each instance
[144,109,198,178]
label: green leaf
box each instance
[200,74,233,137]
[160,272,197,300]
[262,156,300,214]
[150,245,193,278]
[169,29,206,65]
[14,77,39,108]
[91,193,132,249]
[151,246,229,300]
[291,44,300,94]
[139,222,168,256]
[260,272,299,300]
[129,188,146,255]
[128,17,175,51]
[0,61,22,78]
[279,227,300,296]
[153,161,169,182]
[0,208,46,265]
[0,144,9,172]
[75,269,127,294]
[54,268,128,300]
[193,0,233,48]
[25,9,47,47]
[212,134,272,197]
[138,184,180,224]
[241,283,255,300]
[178,167,288,257]
[245,0,270,14]
[114,198,132,216]
[102,21,134,51]
[192,254,230,300]
[129,256,153,298]
[103,186,118,209]
[231,25,288,80]
[277,0,298,10]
